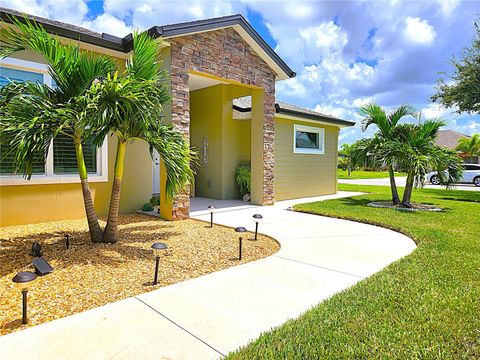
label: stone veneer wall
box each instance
[169,28,276,219]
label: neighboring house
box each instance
[0,8,354,226]
[435,130,479,164]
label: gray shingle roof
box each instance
[435,130,470,150]
[233,98,355,127]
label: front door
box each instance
[152,150,160,195]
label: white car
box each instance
[427,163,480,187]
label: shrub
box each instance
[142,203,154,212]
[235,164,251,196]
[149,196,160,206]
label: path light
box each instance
[151,243,167,285]
[235,227,247,260]
[12,271,37,324]
[64,234,70,249]
[208,205,216,228]
[252,214,263,240]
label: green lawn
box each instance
[228,184,480,359]
[338,169,406,179]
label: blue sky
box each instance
[4,0,479,144]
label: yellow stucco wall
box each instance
[0,48,153,226]
[0,137,152,226]
[274,117,338,201]
[190,84,251,200]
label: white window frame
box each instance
[0,57,108,186]
[293,124,325,155]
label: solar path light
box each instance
[252,214,263,240]
[208,205,216,228]
[12,271,37,324]
[64,234,70,249]
[235,227,247,260]
[151,243,167,285]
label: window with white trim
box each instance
[0,58,108,185]
[293,124,325,154]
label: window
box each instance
[0,58,108,185]
[0,65,47,175]
[53,134,97,174]
[293,124,325,154]
[465,165,480,171]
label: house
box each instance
[435,130,479,164]
[0,8,354,226]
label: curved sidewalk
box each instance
[0,192,416,360]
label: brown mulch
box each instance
[0,214,279,335]
[367,201,443,212]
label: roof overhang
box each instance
[123,14,296,81]
[1,9,295,80]
[233,103,355,128]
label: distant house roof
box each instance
[0,8,295,79]
[435,130,470,150]
[233,98,355,127]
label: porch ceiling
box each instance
[189,73,228,91]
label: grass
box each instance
[228,184,480,359]
[338,169,406,179]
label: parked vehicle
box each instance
[427,164,480,187]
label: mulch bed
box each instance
[0,214,279,335]
[367,201,443,212]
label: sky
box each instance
[3,0,480,144]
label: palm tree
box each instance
[456,134,480,162]
[359,103,416,205]
[339,143,354,176]
[0,17,115,242]
[389,120,463,207]
[86,32,195,243]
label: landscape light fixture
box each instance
[235,227,247,260]
[252,214,263,240]
[208,205,216,228]
[151,242,167,285]
[64,234,70,249]
[12,271,37,324]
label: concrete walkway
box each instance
[339,177,480,191]
[0,192,416,360]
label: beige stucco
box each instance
[274,117,338,201]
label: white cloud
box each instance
[82,13,131,37]
[299,22,347,50]
[421,103,455,119]
[404,17,436,45]
[435,0,460,17]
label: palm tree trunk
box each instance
[103,140,127,243]
[74,138,103,243]
[402,172,415,208]
[388,165,400,205]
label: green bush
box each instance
[149,196,160,206]
[142,203,154,212]
[235,164,251,196]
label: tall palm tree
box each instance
[389,120,463,207]
[359,103,416,204]
[456,134,480,162]
[86,32,195,243]
[0,17,116,242]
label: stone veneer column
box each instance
[164,28,277,220]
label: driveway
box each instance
[339,177,480,191]
[0,192,416,359]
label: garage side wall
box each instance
[274,117,338,201]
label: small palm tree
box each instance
[0,17,115,242]
[389,120,463,207]
[456,134,480,162]
[339,143,354,176]
[359,103,416,204]
[86,32,195,243]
